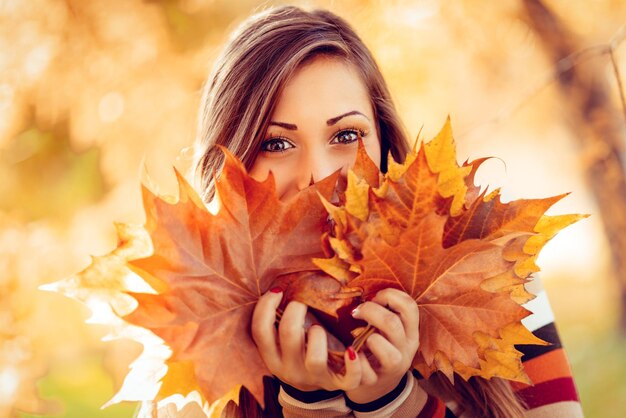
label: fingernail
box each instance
[347,346,357,361]
[270,287,283,294]
[351,306,360,317]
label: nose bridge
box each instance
[308,145,341,181]
[298,143,339,190]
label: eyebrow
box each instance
[268,110,369,131]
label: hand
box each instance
[251,289,362,392]
[345,288,420,404]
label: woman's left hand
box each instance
[345,288,420,405]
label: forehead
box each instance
[271,55,372,119]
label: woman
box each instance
[192,5,583,418]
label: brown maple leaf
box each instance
[349,214,537,382]
[123,148,339,407]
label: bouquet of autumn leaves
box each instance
[44,119,585,416]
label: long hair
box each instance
[192,5,408,203]
[192,5,527,418]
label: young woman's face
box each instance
[249,55,381,200]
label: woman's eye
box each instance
[331,129,363,144]
[261,138,294,152]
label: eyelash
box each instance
[261,127,367,153]
[330,127,367,144]
[260,135,293,153]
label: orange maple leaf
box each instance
[123,148,339,406]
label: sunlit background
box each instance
[1,0,625,417]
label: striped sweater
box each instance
[277,278,583,417]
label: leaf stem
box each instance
[352,325,376,352]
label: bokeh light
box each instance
[1,1,625,417]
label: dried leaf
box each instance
[319,118,585,382]
[124,149,338,406]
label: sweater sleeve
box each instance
[349,373,443,418]
[279,373,446,418]
[278,388,353,418]
[512,277,584,417]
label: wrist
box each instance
[345,372,408,410]
[278,379,343,404]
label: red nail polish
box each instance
[270,287,283,293]
[347,346,357,361]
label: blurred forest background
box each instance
[1,0,625,417]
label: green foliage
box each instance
[570,332,626,418]
[18,352,138,418]
[0,126,106,222]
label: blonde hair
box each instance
[192,5,527,418]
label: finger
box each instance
[371,288,420,344]
[304,324,329,376]
[365,333,403,372]
[278,301,308,363]
[332,346,361,391]
[251,289,283,370]
[351,301,406,347]
[358,352,378,386]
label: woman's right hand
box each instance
[251,289,362,392]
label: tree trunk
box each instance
[521,0,626,333]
